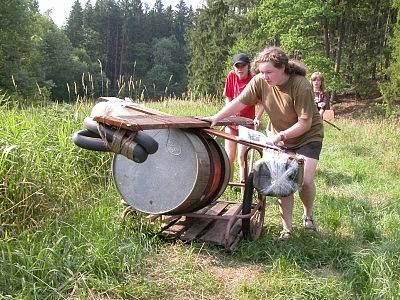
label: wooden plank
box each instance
[179,202,228,241]
[227,231,243,252]
[162,217,191,237]
[94,115,210,131]
[199,203,242,244]
[159,202,219,238]
[226,219,243,248]
[124,102,170,116]
[161,224,187,238]
[94,114,253,131]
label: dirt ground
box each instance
[330,96,399,122]
[330,97,384,119]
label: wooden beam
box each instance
[94,114,254,131]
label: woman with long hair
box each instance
[310,71,327,116]
[204,46,324,240]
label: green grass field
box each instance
[1,99,400,299]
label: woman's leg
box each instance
[224,126,237,181]
[278,194,295,232]
[299,156,318,227]
[278,156,318,234]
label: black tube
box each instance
[83,117,115,142]
[135,131,158,154]
[72,129,109,152]
[83,117,148,162]
[83,117,158,154]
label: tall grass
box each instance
[0,101,110,233]
[1,98,400,298]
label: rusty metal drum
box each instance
[112,128,230,215]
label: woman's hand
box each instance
[201,116,218,127]
[253,117,260,130]
[270,132,285,145]
[201,98,247,128]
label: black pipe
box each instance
[135,131,158,154]
[72,129,109,152]
[73,128,148,163]
[83,117,158,154]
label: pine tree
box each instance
[65,0,84,48]
[187,0,237,96]
[0,0,38,95]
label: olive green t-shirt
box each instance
[237,73,324,149]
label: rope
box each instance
[96,122,139,160]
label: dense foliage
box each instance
[0,0,194,100]
[0,0,399,107]
[188,0,395,101]
[380,0,400,116]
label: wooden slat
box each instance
[162,217,191,237]
[94,115,209,130]
[227,231,243,252]
[161,223,187,238]
[226,219,243,248]
[120,102,254,127]
[94,114,253,131]
[199,204,241,244]
[124,102,171,116]
[179,202,228,241]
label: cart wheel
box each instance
[250,194,266,240]
[121,204,138,221]
[242,171,266,240]
[242,171,254,239]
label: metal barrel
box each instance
[112,128,230,215]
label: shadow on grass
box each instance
[346,145,373,157]
[232,227,354,271]
[317,169,354,186]
[152,191,382,269]
[167,192,384,274]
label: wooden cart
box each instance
[119,150,266,252]
[93,98,278,251]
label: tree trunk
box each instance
[323,17,330,57]
[114,26,119,91]
[383,8,395,71]
[331,11,345,104]
[120,22,126,80]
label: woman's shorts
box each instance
[289,141,322,160]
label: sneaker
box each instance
[278,230,291,241]
[303,215,316,231]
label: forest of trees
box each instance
[1,0,400,109]
[0,0,194,100]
